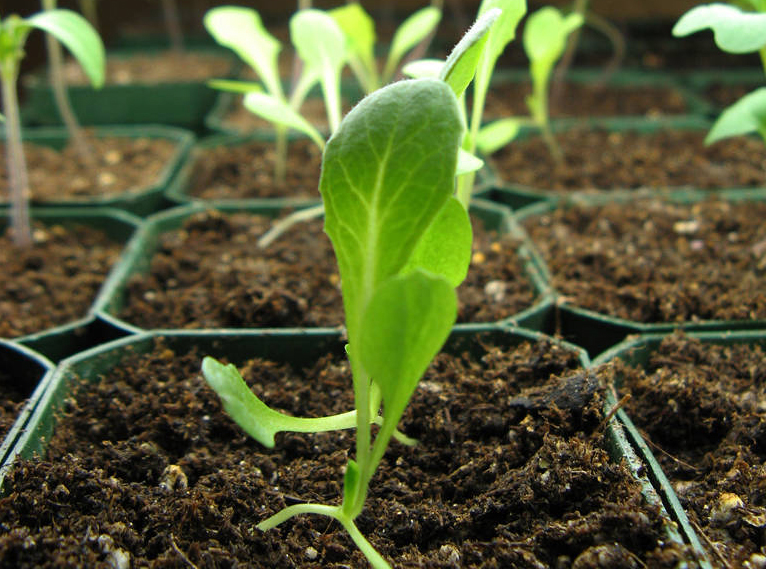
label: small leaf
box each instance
[330,3,376,73]
[523,7,583,64]
[359,270,457,425]
[673,3,766,54]
[204,6,283,97]
[202,357,359,448]
[291,9,347,132]
[402,58,444,79]
[706,87,766,144]
[401,197,472,287]
[342,459,361,514]
[26,9,105,88]
[476,118,521,154]
[478,0,527,63]
[244,91,325,150]
[440,7,501,98]
[383,6,442,81]
[456,148,484,175]
[207,79,263,94]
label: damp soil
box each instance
[0,222,125,338]
[523,198,766,324]
[607,332,766,568]
[116,209,536,329]
[489,127,766,192]
[0,336,696,567]
[483,79,690,119]
[702,81,763,113]
[186,140,323,200]
[0,135,177,201]
[0,370,27,442]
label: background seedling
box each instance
[205,5,345,183]
[330,1,442,94]
[0,9,104,247]
[674,2,766,144]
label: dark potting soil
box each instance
[0,369,27,442]
[702,82,763,113]
[117,210,536,329]
[0,337,696,567]
[483,80,690,120]
[0,222,124,337]
[607,332,766,568]
[523,198,766,324]
[187,140,323,200]
[0,136,176,201]
[489,128,766,191]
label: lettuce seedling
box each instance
[204,6,343,183]
[202,78,469,568]
[0,9,104,247]
[673,2,766,145]
[330,2,441,94]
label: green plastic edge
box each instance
[591,329,766,569]
[0,206,143,362]
[21,48,238,130]
[0,340,53,469]
[510,187,766,358]
[0,125,195,216]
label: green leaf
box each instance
[673,3,766,54]
[706,87,766,144]
[478,0,527,63]
[359,270,456,427]
[330,2,377,90]
[401,197,472,287]
[383,6,441,82]
[244,91,325,150]
[201,356,358,448]
[291,9,347,132]
[26,9,104,88]
[320,78,463,336]
[440,7,501,98]
[204,6,283,98]
[207,79,263,94]
[476,117,521,154]
[523,7,584,65]
[342,459,361,514]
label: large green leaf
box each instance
[359,270,456,426]
[204,6,283,98]
[673,3,766,54]
[291,9,347,132]
[244,91,325,150]
[26,9,104,88]
[320,78,462,336]
[401,197,472,287]
[706,87,766,144]
[383,6,441,82]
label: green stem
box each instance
[160,0,184,52]
[78,0,100,33]
[257,503,391,569]
[42,12,96,165]
[1,57,33,247]
[759,46,766,77]
[274,124,288,184]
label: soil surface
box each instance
[523,198,766,324]
[702,82,763,113]
[0,222,124,337]
[0,135,176,201]
[0,336,696,567]
[483,79,690,119]
[186,140,323,200]
[607,332,766,568]
[117,210,536,329]
[50,51,232,85]
[0,370,27,442]
[489,127,766,191]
